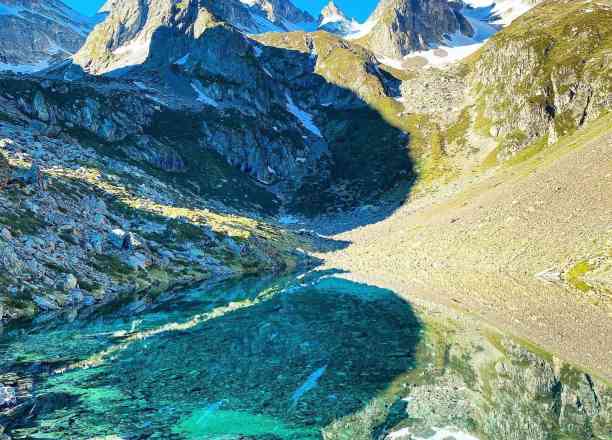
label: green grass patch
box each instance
[0,211,46,236]
[566,260,593,292]
[445,107,471,149]
[505,135,549,166]
[91,254,133,279]
[480,145,501,170]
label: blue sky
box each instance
[65,0,377,22]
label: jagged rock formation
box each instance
[242,0,315,30]
[0,0,95,72]
[0,151,10,188]
[357,0,474,59]
[317,1,359,36]
[322,317,612,440]
[0,87,308,323]
[93,0,313,42]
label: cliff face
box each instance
[0,0,95,71]
[358,0,474,59]
[469,0,612,160]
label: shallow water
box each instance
[0,272,421,439]
[1,272,609,440]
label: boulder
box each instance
[122,232,141,251]
[33,295,59,311]
[87,232,104,254]
[125,253,148,271]
[0,385,16,409]
[0,228,12,241]
[0,240,23,276]
[109,229,127,249]
[82,195,108,215]
[60,274,78,291]
[12,162,46,191]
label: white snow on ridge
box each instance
[465,0,534,25]
[378,0,538,68]
[345,17,379,40]
[285,92,323,138]
[369,0,540,69]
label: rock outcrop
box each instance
[469,0,612,159]
[358,0,474,59]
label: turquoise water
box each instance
[0,272,421,439]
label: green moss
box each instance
[474,98,494,137]
[566,260,593,292]
[554,110,577,138]
[0,211,46,236]
[505,135,549,166]
[448,352,477,389]
[480,145,502,170]
[91,255,133,279]
[168,219,206,243]
[445,107,471,149]
[560,364,584,389]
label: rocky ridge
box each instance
[0,0,96,72]
[468,0,612,161]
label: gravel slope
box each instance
[313,115,612,380]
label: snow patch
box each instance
[191,80,219,107]
[175,53,190,66]
[110,38,150,70]
[285,92,323,138]
[345,17,379,40]
[464,0,534,25]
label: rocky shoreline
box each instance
[0,94,309,327]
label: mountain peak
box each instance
[318,0,358,36]
[320,1,347,21]
[359,0,474,59]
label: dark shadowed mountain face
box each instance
[46,0,415,214]
[0,0,96,72]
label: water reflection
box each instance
[0,273,610,440]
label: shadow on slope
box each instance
[82,23,418,223]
